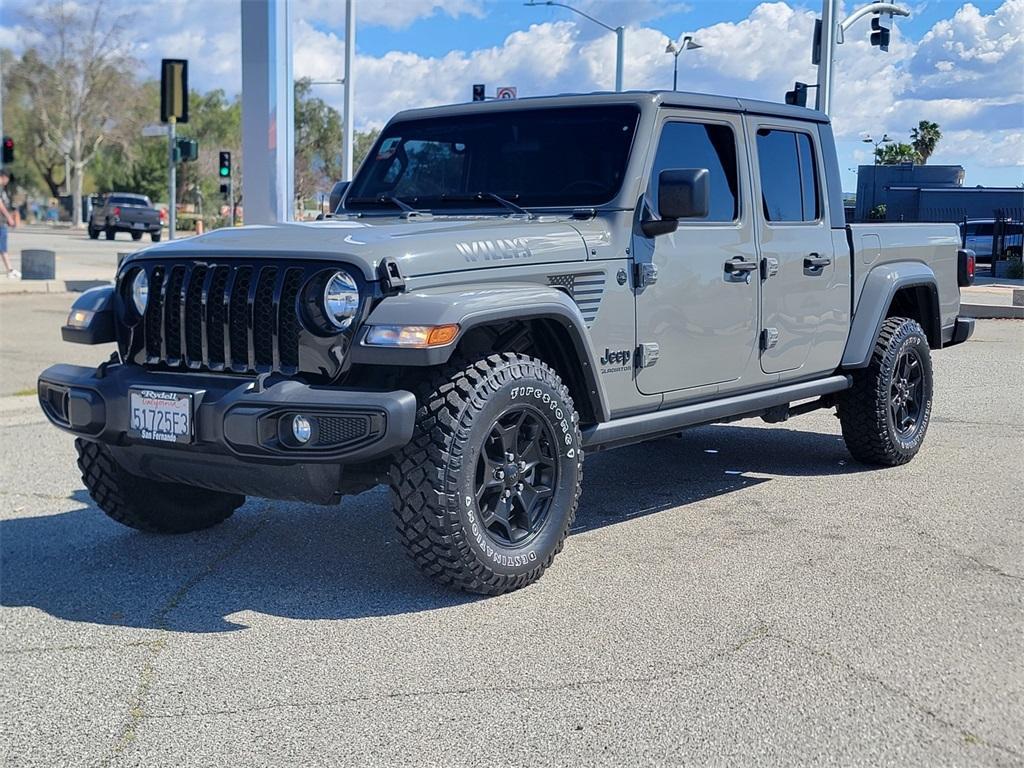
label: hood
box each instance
[129,216,588,280]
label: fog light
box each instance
[291,414,312,444]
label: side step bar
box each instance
[582,375,852,451]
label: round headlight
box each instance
[323,271,359,329]
[130,270,149,315]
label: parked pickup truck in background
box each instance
[88,193,162,242]
[41,91,976,595]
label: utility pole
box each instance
[814,1,910,115]
[343,0,356,180]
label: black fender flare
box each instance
[350,283,610,422]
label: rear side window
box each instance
[649,121,739,222]
[756,129,820,222]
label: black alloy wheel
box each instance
[889,346,925,438]
[474,407,560,547]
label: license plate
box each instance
[132,222,145,229]
[128,389,193,444]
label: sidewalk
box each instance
[961,276,1024,319]
[0,224,154,294]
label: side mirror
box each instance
[328,181,350,214]
[641,168,710,237]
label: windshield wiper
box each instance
[346,194,425,214]
[439,192,534,219]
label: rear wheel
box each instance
[131,231,143,241]
[104,227,115,240]
[76,439,243,533]
[837,317,933,466]
[87,224,99,240]
[151,232,162,243]
[390,354,583,594]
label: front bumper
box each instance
[37,362,416,504]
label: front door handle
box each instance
[803,254,832,275]
[724,258,758,282]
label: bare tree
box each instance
[17,0,134,227]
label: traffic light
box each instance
[219,183,229,199]
[2,136,12,164]
[472,84,486,102]
[219,151,232,178]
[785,82,809,107]
[871,12,892,51]
[176,138,198,162]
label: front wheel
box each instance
[104,227,115,241]
[390,354,583,595]
[87,224,99,240]
[837,317,933,466]
[76,439,243,533]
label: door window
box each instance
[756,129,820,222]
[649,121,739,222]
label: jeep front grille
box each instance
[131,260,333,376]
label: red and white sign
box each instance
[495,86,517,100]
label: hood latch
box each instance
[378,257,406,296]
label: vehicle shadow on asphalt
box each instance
[1,424,868,633]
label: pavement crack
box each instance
[766,632,1023,760]
[96,516,269,768]
[142,622,772,722]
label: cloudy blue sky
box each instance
[3,0,1022,191]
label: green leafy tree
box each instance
[910,120,942,165]
[353,128,380,172]
[294,79,344,211]
[875,142,922,165]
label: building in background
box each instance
[854,164,1023,225]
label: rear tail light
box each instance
[112,206,121,216]
[958,248,976,287]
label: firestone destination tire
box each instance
[390,353,584,595]
[837,317,934,466]
[76,439,243,533]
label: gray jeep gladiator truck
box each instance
[39,92,976,594]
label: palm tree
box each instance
[911,121,942,165]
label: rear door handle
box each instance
[803,254,832,275]
[724,258,758,282]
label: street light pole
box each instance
[863,133,892,164]
[525,1,625,92]
[343,0,355,180]
[665,36,702,91]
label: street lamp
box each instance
[665,35,702,91]
[524,1,625,92]
[863,133,892,164]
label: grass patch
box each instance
[12,388,37,397]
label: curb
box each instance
[0,279,112,295]
[961,303,1024,320]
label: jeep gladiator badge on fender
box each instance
[40,91,976,595]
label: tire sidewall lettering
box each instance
[459,367,581,573]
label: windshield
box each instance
[345,105,641,212]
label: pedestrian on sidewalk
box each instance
[0,170,20,279]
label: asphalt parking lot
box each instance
[1,290,1021,766]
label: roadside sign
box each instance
[496,86,517,100]
[142,124,168,137]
